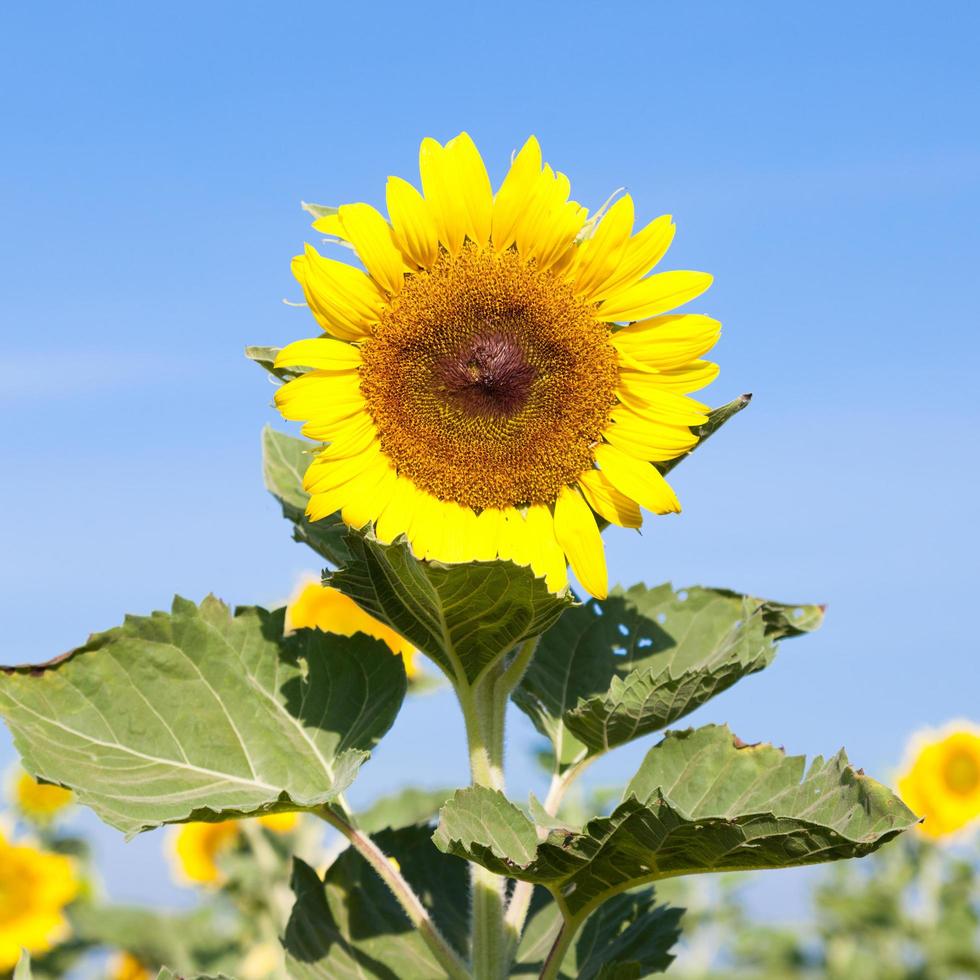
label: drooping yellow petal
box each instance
[375,475,419,545]
[491,136,543,251]
[598,271,713,323]
[274,337,363,371]
[337,203,406,294]
[594,443,681,515]
[525,504,568,594]
[612,314,722,370]
[292,245,386,340]
[444,132,493,246]
[570,195,635,299]
[553,486,607,599]
[577,469,643,529]
[311,212,347,239]
[592,214,676,300]
[387,175,439,269]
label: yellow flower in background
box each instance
[0,830,79,971]
[13,771,73,823]
[274,133,719,600]
[170,813,300,886]
[287,580,419,679]
[898,722,980,839]
[109,951,151,980]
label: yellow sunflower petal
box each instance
[305,451,388,521]
[473,507,504,561]
[303,441,380,493]
[386,175,439,270]
[445,132,493,246]
[315,414,377,460]
[342,460,397,529]
[598,270,713,323]
[642,360,720,392]
[615,382,709,425]
[577,469,643,529]
[525,504,568,594]
[407,490,444,560]
[514,167,587,270]
[553,486,607,599]
[274,337,362,371]
[592,214,676,301]
[612,314,722,370]
[498,507,532,566]
[571,195,635,299]
[292,245,386,340]
[491,136,543,251]
[419,137,465,255]
[337,203,406,294]
[274,371,365,424]
[594,443,681,515]
[602,414,699,461]
[376,475,420,545]
[311,212,347,239]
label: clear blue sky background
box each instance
[1,0,978,922]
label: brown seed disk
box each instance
[358,244,620,510]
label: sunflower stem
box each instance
[460,638,538,980]
[316,806,471,980]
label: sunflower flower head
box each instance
[0,830,80,971]
[286,579,419,679]
[169,814,300,886]
[12,770,74,824]
[897,721,980,839]
[275,133,720,599]
[109,951,152,980]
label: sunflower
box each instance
[898,722,980,839]
[0,830,79,971]
[286,578,420,679]
[274,133,719,599]
[108,951,152,980]
[170,813,299,886]
[13,770,73,823]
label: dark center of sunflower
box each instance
[358,243,619,510]
[435,331,537,418]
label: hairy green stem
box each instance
[317,806,471,980]
[537,899,586,980]
[461,637,539,979]
[504,755,594,963]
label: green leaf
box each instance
[358,787,455,834]
[262,426,350,567]
[70,904,238,975]
[515,889,682,978]
[657,393,752,477]
[0,597,405,835]
[246,346,309,382]
[328,532,572,686]
[284,826,469,979]
[435,726,917,916]
[514,583,823,769]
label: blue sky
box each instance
[1,0,978,918]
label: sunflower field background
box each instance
[2,1,979,978]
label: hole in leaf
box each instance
[616,623,629,637]
[637,637,653,648]
[678,590,688,602]
[793,607,804,619]
[612,645,627,656]
[656,613,667,625]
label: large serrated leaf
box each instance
[0,597,405,835]
[284,826,469,979]
[514,888,681,977]
[328,532,572,686]
[514,584,823,768]
[262,426,350,567]
[435,725,917,916]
